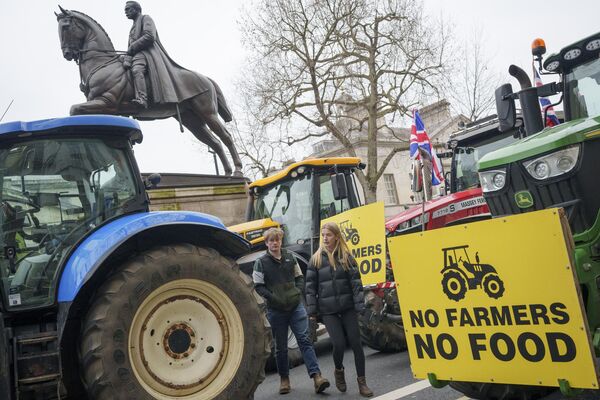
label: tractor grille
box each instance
[484,140,600,236]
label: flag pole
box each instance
[420,150,427,232]
[421,178,426,232]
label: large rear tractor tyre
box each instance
[79,244,271,400]
[359,291,406,353]
[449,381,555,400]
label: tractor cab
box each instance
[0,116,146,310]
[448,116,521,194]
[231,158,364,266]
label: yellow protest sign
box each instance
[388,208,599,389]
[322,202,386,285]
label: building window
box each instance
[383,174,399,205]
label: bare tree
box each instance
[232,119,296,180]
[446,29,501,121]
[231,95,297,180]
[239,0,451,203]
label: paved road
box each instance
[253,338,600,400]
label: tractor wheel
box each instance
[79,244,270,400]
[482,274,505,299]
[441,270,468,301]
[449,381,554,400]
[351,234,360,245]
[359,292,406,353]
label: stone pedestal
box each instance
[144,173,249,226]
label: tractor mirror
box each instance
[144,173,162,189]
[495,84,516,132]
[331,173,348,200]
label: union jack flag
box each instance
[409,109,445,186]
[533,68,560,127]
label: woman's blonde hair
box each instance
[310,222,352,271]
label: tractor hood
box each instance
[478,115,600,170]
[385,188,484,233]
[228,218,280,245]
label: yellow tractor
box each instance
[230,157,364,273]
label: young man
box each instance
[253,228,330,395]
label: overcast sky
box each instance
[1,0,598,175]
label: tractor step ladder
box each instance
[13,331,63,399]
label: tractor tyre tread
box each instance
[359,297,406,353]
[449,381,554,400]
[79,243,270,400]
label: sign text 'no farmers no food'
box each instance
[388,208,599,389]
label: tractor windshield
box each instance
[565,57,600,120]
[253,174,314,246]
[453,133,517,192]
[0,137,139,309]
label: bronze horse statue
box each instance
[56,7,243,176]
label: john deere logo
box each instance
[514,191,534,209]
[440,245,505,302]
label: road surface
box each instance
[253,337,600,400]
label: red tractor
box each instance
[387,115,520,235]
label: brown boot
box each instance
[279,376,290,394]
[334,368,346,392]
[312,373,330,393]
[357,376,373,397]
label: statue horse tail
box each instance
[208,78,233,122]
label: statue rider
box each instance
[124,1,190,108]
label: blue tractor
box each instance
[0,115,270,399]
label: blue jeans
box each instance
[267,303,321,378]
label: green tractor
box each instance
[448,32,600,399]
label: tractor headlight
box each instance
[563,48,582,60]
[479,169,507,193]
[523,144,580,181]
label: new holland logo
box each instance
[515,190,534,209]
[440,245,505,301]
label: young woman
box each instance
[305,222,373,397]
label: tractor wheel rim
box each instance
[447,277,463,294]
[487,280,499,293]
[128,279,244,398]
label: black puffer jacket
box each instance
[305,252,365,316]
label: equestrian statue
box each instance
[56,2,243,176]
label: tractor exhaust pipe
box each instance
[509,64,532,89]
[509,64,544,136]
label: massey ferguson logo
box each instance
[440,245,505,301]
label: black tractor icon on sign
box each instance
[440,245,505,301]
[340,220,360,245]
